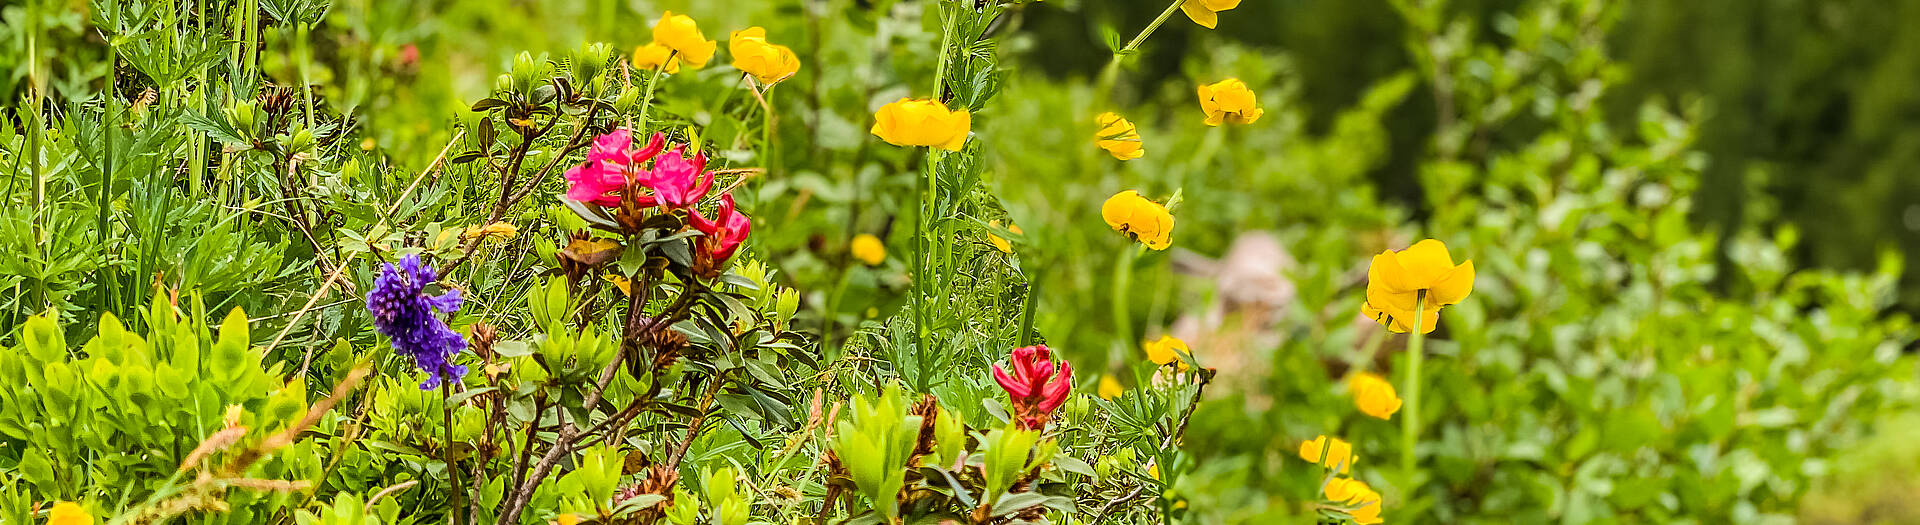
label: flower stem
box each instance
[1100,0,1187,85]
[1111,245,1141,359]
[1400,291,1427,473]
[635,52,672,132]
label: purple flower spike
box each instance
[365,254,468,390]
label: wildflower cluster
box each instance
[563,128,752,275]
[365,253,467,390]
[634,11,801,88]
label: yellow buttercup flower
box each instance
[1100,190,1174,250]
[1348,372,1402,420]
[1298,435,1355,474]
[729,27,800,85]
[1142,335,1192,371]
[553,513,582,525]
[987,220,1022,253]
[632,42,683,73]
[1180,0,1242,29]
[650,11,716,69]
[1098,375,1123,400]
[48,502,93,525]
[1362,239,1474,334]
[1324,478,1385,525]
[1094,112,1145,160]
[851,234,886,266]
[870,98,971,151]
[1196,78,1263,126]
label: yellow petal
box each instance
[1180,0,1220,29]
[1395,239,1458,287]
[1098,375,1124,400]
[1429,259,1475,306]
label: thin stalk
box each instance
[442,383,465,523]
[1400,291,1427,473]
[1099,0,1186,86]
[27,0,45,244]
[297,23,315,128]
[913,2,961,391]
[635,52,672,132]
[1110,245,1140,360]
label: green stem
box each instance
[1400,291,1427,473]
[1111,245,1140,359]
[913,2,961,392]
[635,52,672,132]
[1099,0,1187,85]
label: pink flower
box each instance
[992,345,1074,430]
[690,194,751,263]
[644,145,714,210]
[563,130,667,207]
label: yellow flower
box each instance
[1348,372,1402,420]
[1141,335,1192,371]
[1100,190,1174,250]
[1180,0,1242,29]
[1098,375,1123,400]
[870,98,971,151]
[1324,478,1385,525]
[553,513,582,525]
[48,502,93,525]
[987,220,1022,253]
[1362,239,1474,334]
[729,27,800,85]
[650,11,716,68]
[1094,112,1145,160]
[1196,78,1263,126]
[632,42,683,73]
[460,221,519,242]
[1298,435,1355,474]
[851,234,886,266]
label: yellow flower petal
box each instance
[652,11,715,68]
[1098,375,1124,400]
[872,98,970,150]
[1180,0,1221,29]
[49,502,93,525]
[1142,335,1192,370]
[1348,372,1402,420]
[1298,435,1355,474]
[851,234,886,266]
[1429,259,1475,306]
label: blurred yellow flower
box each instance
[650,11,716,68]
[729,27,800,84]
[1197,78,1263,126]
[1298,435,1355,474]
[553,514,582,525]
[1094,112,1145,160]
[1324,478,1384,524]
[1141,334,1192,371]
[1348,371,1402,420]
[1362,239,1474,334]
[871,98,971,151]
[851,234,886,266]
[987,220,1022,253]
[1098,375,1123,400]
[48,502,93,525]
[632,42,683,73]
[1180,0,1242,29]
[1100,190,1174,250]
[461,221,519,241]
